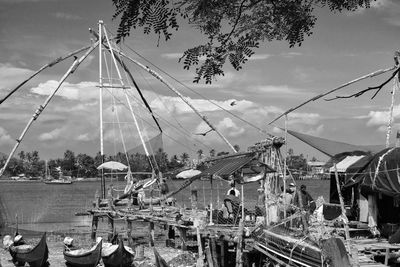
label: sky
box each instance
[1,0,400,162]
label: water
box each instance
[0,178,330,234]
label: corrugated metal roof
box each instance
[202,153,256,177]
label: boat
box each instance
[63,238,102,267]
[101,239,135,267]
[44,179,73,184]
[8,232,49,267]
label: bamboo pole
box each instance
[235,220,244,267]
[269,65,398,125]
[333,164,352,256]
[0,45,91,105]
[107,47,237,153]
[196,227,205,267]
[0,41,99,177]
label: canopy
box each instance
[346,147,400,197]
[201,152,275,181]
[176,169,202,179]
[287,129,387,157]
[329,155,365,172]
[97,161,128,171]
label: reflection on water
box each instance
[0,179,330,235]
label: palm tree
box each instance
[209,149,216,157]
[197,149,203,161]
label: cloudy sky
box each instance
[1,0,400,161]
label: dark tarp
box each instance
[201,152,275,180]
[345,147,400,197]
[202,153,256,178]
[286,129,387,158]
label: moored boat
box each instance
[101,239,135,267]
[63,238,102,267]
[8,232,49,267]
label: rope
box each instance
[120,43,273,137]
[103,87,200,154]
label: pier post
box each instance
[220,240,227,267]
[235,220,244,267]
[127,219,133,248]
[191,189,198,210]
[205,240,215,267]
[91,215,98,241]
[107,213,115,242]
[210,237,219,267]
[177,227,187,251]
[196,227,205,267]
[149,221,155,246]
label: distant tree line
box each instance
[0,145,312,179]
[0,146,241,179]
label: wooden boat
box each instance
[8,232,49,267]
[63,239,102,267]
[102,239,135,267]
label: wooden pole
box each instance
[0,41,99,177]
[220,240,227,267]
[210,237,220,267]
[269,65,398,125]
[91,215,98,241]
[107,46,237,153]
[149,221,155,247]
[333,164,352,257]
[177,227,187,251]
[0,45,91,105]
[205,240,215,267]
[235,220,244,267]
[196,227,205,267]
[127,219,133,248]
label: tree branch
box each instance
[223,0,247,44]
[325,67,400,101]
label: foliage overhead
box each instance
[112,0,373,83]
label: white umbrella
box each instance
[97,161,128,171]
[176,169,202,179]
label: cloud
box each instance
[0,63,34,90]
[161,53,182,59]
[249,54,272,60]
[250,85,310,96]
[194,117,245,143]
[216,118,245,137]
[280,52,303,58]
[76,133,91,141]
[150,96,255,114]
[304,124,324,136]
[30,80,98,100]
[0,127,13,145]
[365,106,400,126]
[38,128,63,141]
[288,112,321,126]
[52,12,82,20]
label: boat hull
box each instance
[63,240,102,267]
[102,241,134,267]
[9,232,49,267]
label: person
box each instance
[293,185,316,219]
[278,185,295,218]
[227,180,240,197]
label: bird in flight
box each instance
[195,129,213,136]
[230,100,237,106]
